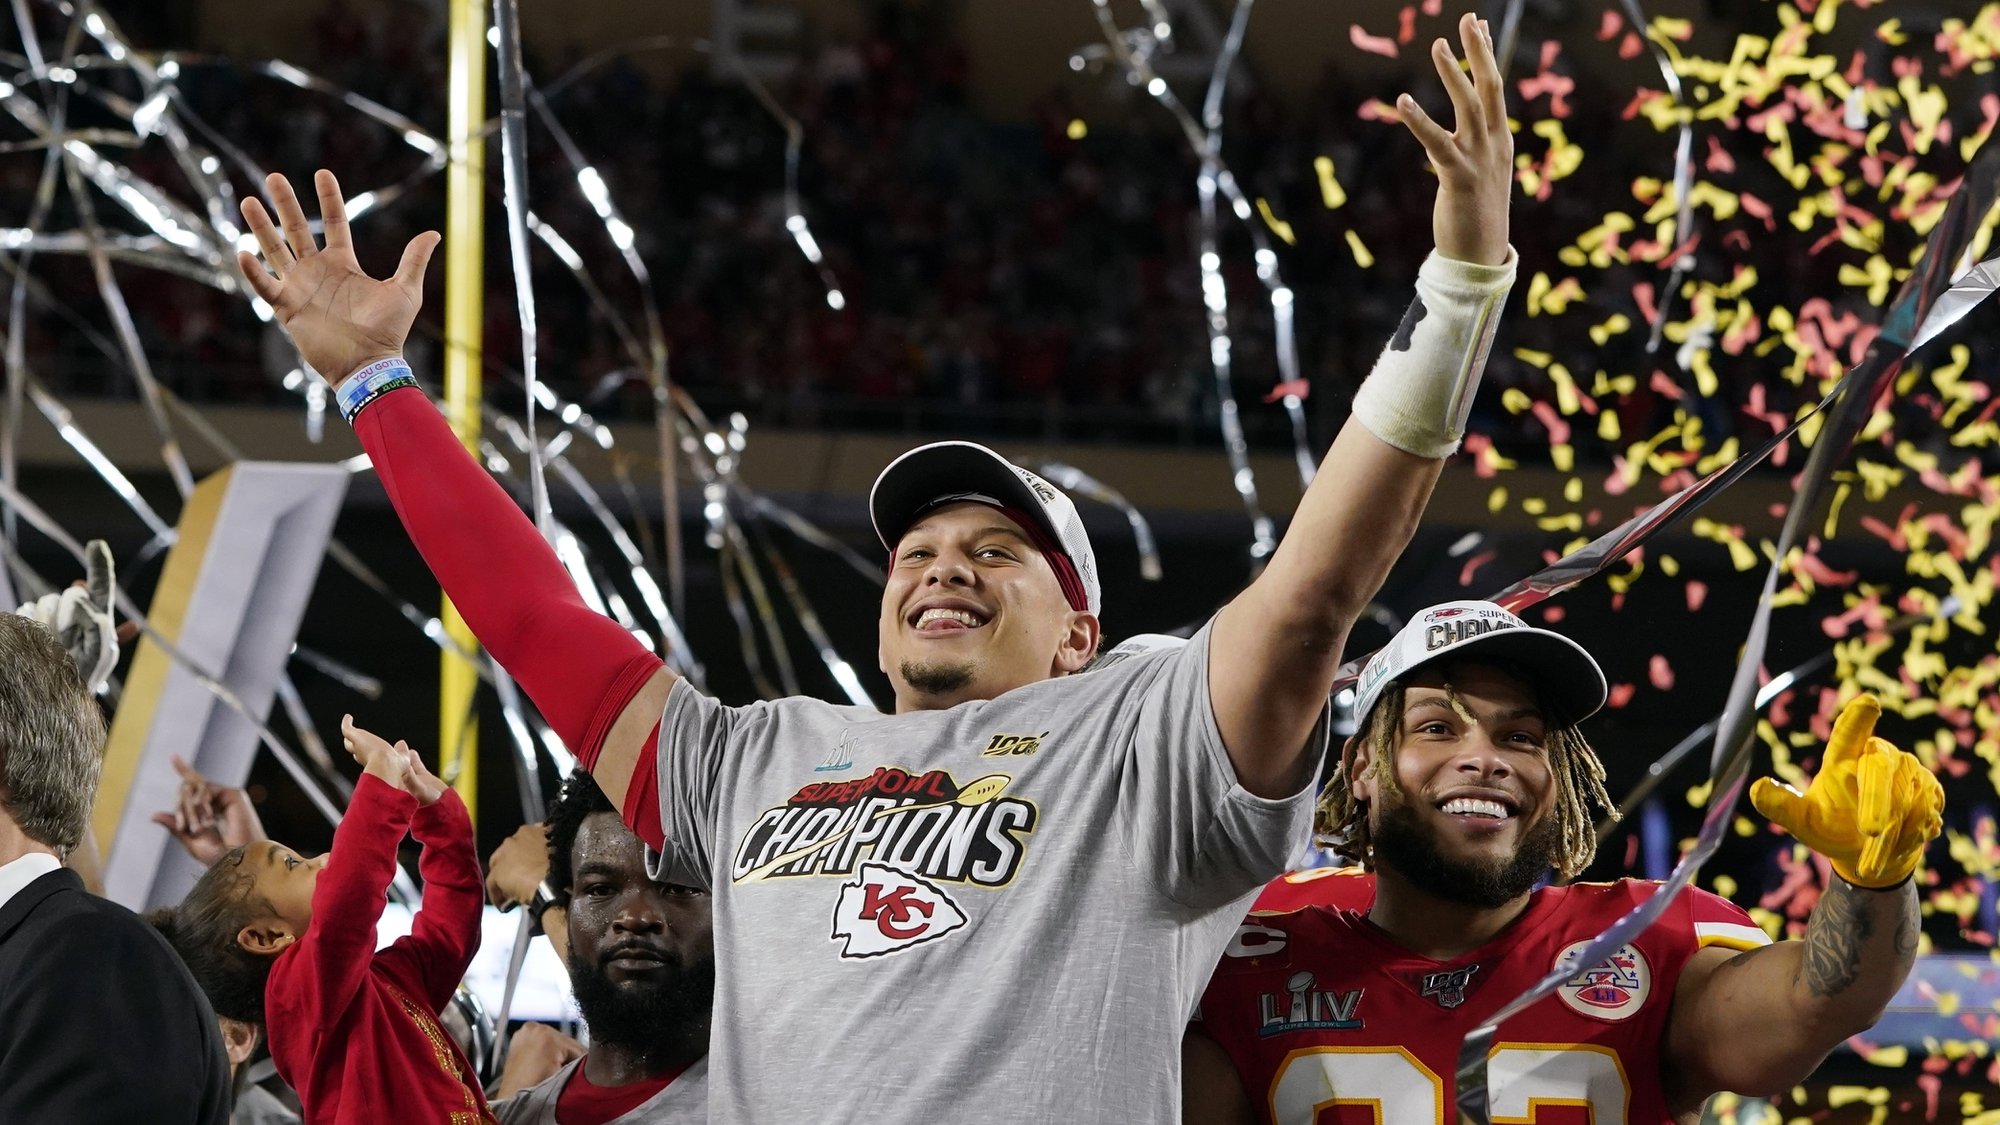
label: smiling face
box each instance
[564,813,714,1049]
[1350,661,1562,909]
[877,502,1099,713]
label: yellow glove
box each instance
[1749,693,1945,889]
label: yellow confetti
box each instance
[1255,198,1295,246]
[1343,229,1373,268]
[1312,155,1346,209]
[1859,1044,1908,1067]
[1825,1086,1887,1109]
[1065,118,1087,141]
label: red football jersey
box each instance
[1199,871,1769,1125]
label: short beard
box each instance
[900,659,975,696]
[1371,794,1561,910]
[567,951,715,1052]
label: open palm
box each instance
[1396,13,1512,267]
[235,169,440,384]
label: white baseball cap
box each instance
[869,441,1102,616]
[1350,600,1607,727]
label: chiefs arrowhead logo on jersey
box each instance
[1554,940,1651,1021]
[830,862,968,958]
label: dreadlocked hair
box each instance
[1313,677,1619,880]
[545,771,617,907]
[143,845,278,1024]
[1313,683,1406,867]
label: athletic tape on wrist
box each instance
[1350,249,1516,458]
[336,357,417,422]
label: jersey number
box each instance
[1270,1044,1630,1125]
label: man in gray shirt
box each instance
[244,12,1514,1120]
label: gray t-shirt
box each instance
[651,622,1321,1123]
[491,1056,708,1124]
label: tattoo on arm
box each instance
[1800,879,1874,998]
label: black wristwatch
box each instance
[527,880,561,933]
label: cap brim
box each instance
[870,442,1057,553]
[1417,628,1608,724]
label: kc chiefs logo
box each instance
[830,862,969,958]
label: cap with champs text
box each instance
[1350,600,1607,728]
[869,441,1101,617]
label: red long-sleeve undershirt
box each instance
[352,385,663,846]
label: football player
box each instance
[1186,600,1943,1124]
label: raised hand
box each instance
[16,539,119,693]
[342,713,412,793]
[399,743,449,807]
[235,169,440,385]
[1397,13,1512,266]
[496,1022,586,1100]
[149,753,266,866]
[1750,694,1945,888]
[485,822,551,910]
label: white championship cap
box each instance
[869,441,1102,616]
[1350,600,1607,727]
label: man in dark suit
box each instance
[0,610,231,1123]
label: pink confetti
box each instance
[1793,551,1857,587]
[1914,1073,1941,1119]
[1738,191,1774,229]
[1397,6,1416,45]
[1420,0,1441,14]
[1596,9,1621,39]
[1704,135,1736,174]
[1541,605,1566,624]
[1350,24,1400,58]
[1618,31,1643,59]
[1458,549,1496,587]
[1606,682,1635,709]
[1631,282,1659,327]
[1528,400,1571,444]
[1263,379,1310,403]
[1768,689,1791,728]
[1648,654,1675,691]
[1357,98,1402,123]
[1685,579,1707,611]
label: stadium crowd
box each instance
[7,0,1914,456]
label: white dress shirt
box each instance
[0,851,62,915]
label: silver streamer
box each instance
[490,0,553,539]
[1037,462,1163,582]
[1085,0,1291,564]
[1595,597,1959,843]
[1609,0,1697,356]
[0,9,885,810]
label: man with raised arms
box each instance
[238,14,1516,1121]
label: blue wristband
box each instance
[336,357,418,422]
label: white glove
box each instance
[16,540,118,694]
